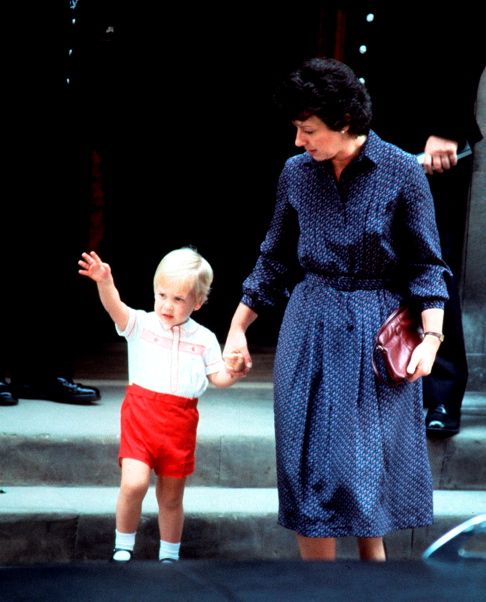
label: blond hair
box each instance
[153,247,213,303]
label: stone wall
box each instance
[463,68,486,389]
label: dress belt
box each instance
[304,272,393,291]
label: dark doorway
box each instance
[68,2,328,346]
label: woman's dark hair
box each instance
[274,57,372,136]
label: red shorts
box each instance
[118,383,199,478]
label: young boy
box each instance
[78,247,246,563]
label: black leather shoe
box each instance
[11,377,100,404]
[426,404,460,438]
[0,379,19,406]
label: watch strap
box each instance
[423,331,444,343]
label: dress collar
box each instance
[358,130,382,166]
[301,129,381,171]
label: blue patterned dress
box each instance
[241,131,450,537]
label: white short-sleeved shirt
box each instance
[116,308,224,398]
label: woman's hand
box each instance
[223,329,252,377]
[406,336,441,382]
[222,303,258,377]
[407,306,444,381]
[223,350,246,373]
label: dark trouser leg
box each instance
[423,272,468,422]
[423,160,471,433]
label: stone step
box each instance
[1,384,486,489]
[3,558,486,602]
[0,486,485,564]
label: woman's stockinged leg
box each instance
[116,458,152,533]
[297,534,337,560]
[357,537,386,561]
[297,535,386,561]
[156,476,186,543]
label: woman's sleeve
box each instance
[241,165,300,313]
[396,159,452,311]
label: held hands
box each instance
[223,351,246,374]
[209,349,249,388]
[222,330,253,378]
[78,251,112,283]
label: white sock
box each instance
[113,530,136,561]
[159,539,180,561]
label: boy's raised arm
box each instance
[78,251,130,331]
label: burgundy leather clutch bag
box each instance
[372,306,423,383]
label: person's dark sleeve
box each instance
[241,166,301,313]
[395,158,452,310]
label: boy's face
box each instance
[154,277,202,328]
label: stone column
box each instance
[463,68,486,390]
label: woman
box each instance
[223,58,450,561]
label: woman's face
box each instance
[293,115,344,161]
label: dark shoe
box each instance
[426,404,460,438]
[12,377,100,404]
[110,548,133,563]
[0,380,18,406]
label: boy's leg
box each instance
[116,458,152,533]
[112,458,151,561]
[156,476,186,561]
